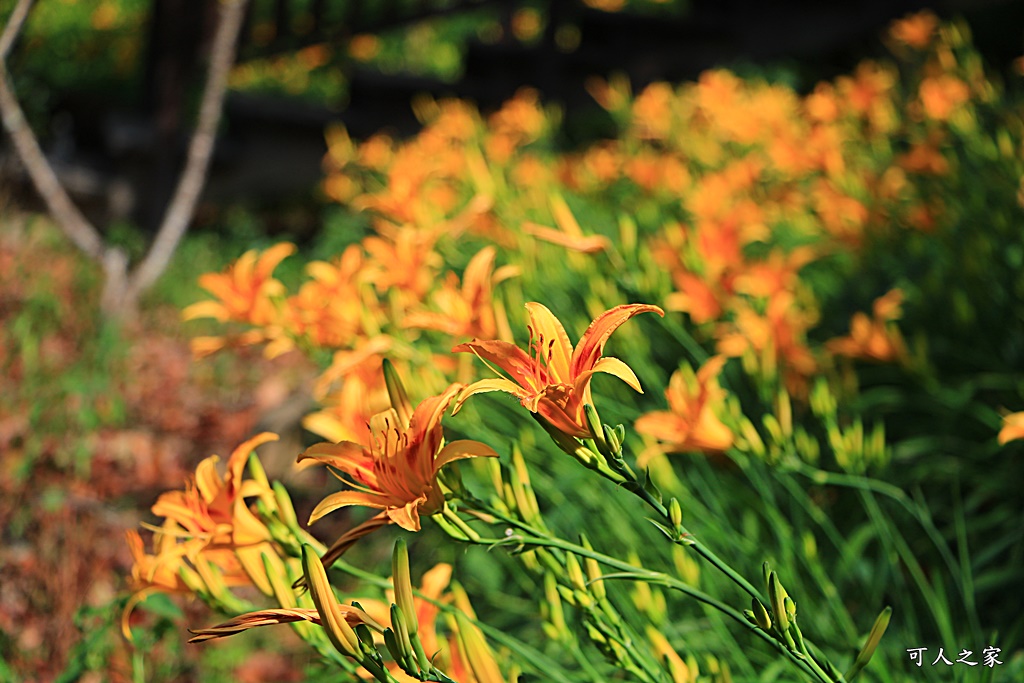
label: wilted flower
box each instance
[454,302,664,438]
[190,545,384,660]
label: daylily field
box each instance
[3,10,1024,683]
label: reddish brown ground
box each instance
[0,219,319,681]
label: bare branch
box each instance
[0,0,34,60]
[126,0,250,300]
[0,0,106,259]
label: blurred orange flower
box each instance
[635,356,734,457]
[827,289,907,363]
[919,75,970,121]
[124,433,282,638]
[717,292,817,393]
[403,246,519,341]
[998,412,1024,445]
[183,243,294,326]
[285,244,376,350]
[890,11,938,50]
[149,433,280,587]
[454,303,664,438]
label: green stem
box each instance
[323,556,578,683]
[611,454,767,605]
[454,506,832,683]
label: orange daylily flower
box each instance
[362,226,443,305]
[716,292,817,395]
[285,244,376,350]
[635,356,734,457]
[898,141,949,175]
[299,383,497,568]
[453,302,664,438]
[890,11,938,50]
[303,337,394,447]
[919,75,970,121]
[148,433,280,593]
[124,434,282,638]
[403,246,519,341]
[826,289,907,363]
[182,243,294,326]
[998,412,1024,445]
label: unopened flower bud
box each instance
[392,539,417,637]
[566,553,587,592]
[301,545,360,657]
[768,571,790,634]
[669,497,683,529]
[382,359,413,429]
[751,598,772,631]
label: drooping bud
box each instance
[301,545,360,657]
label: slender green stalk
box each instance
[456,503,834,683]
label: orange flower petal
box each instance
[434,440,499,472]
[309,491,388,525]
[453,377,533,414]
[580,355,645,393]
[525,302,575,383]
[571,304,664,376]
[452,339,542,393]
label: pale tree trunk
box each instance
[0,0,251,319]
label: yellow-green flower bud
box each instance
[669,497,683,529]
[768,571,790,634]
[262,551,296,609]
[382,359,413,429]
[272,481,298,529]
[845,606,892,680]
[391,604,418,671]
[584,404,608,452]
[565,553,587,592]
[751,598,772,631]
[392,538,417,637]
